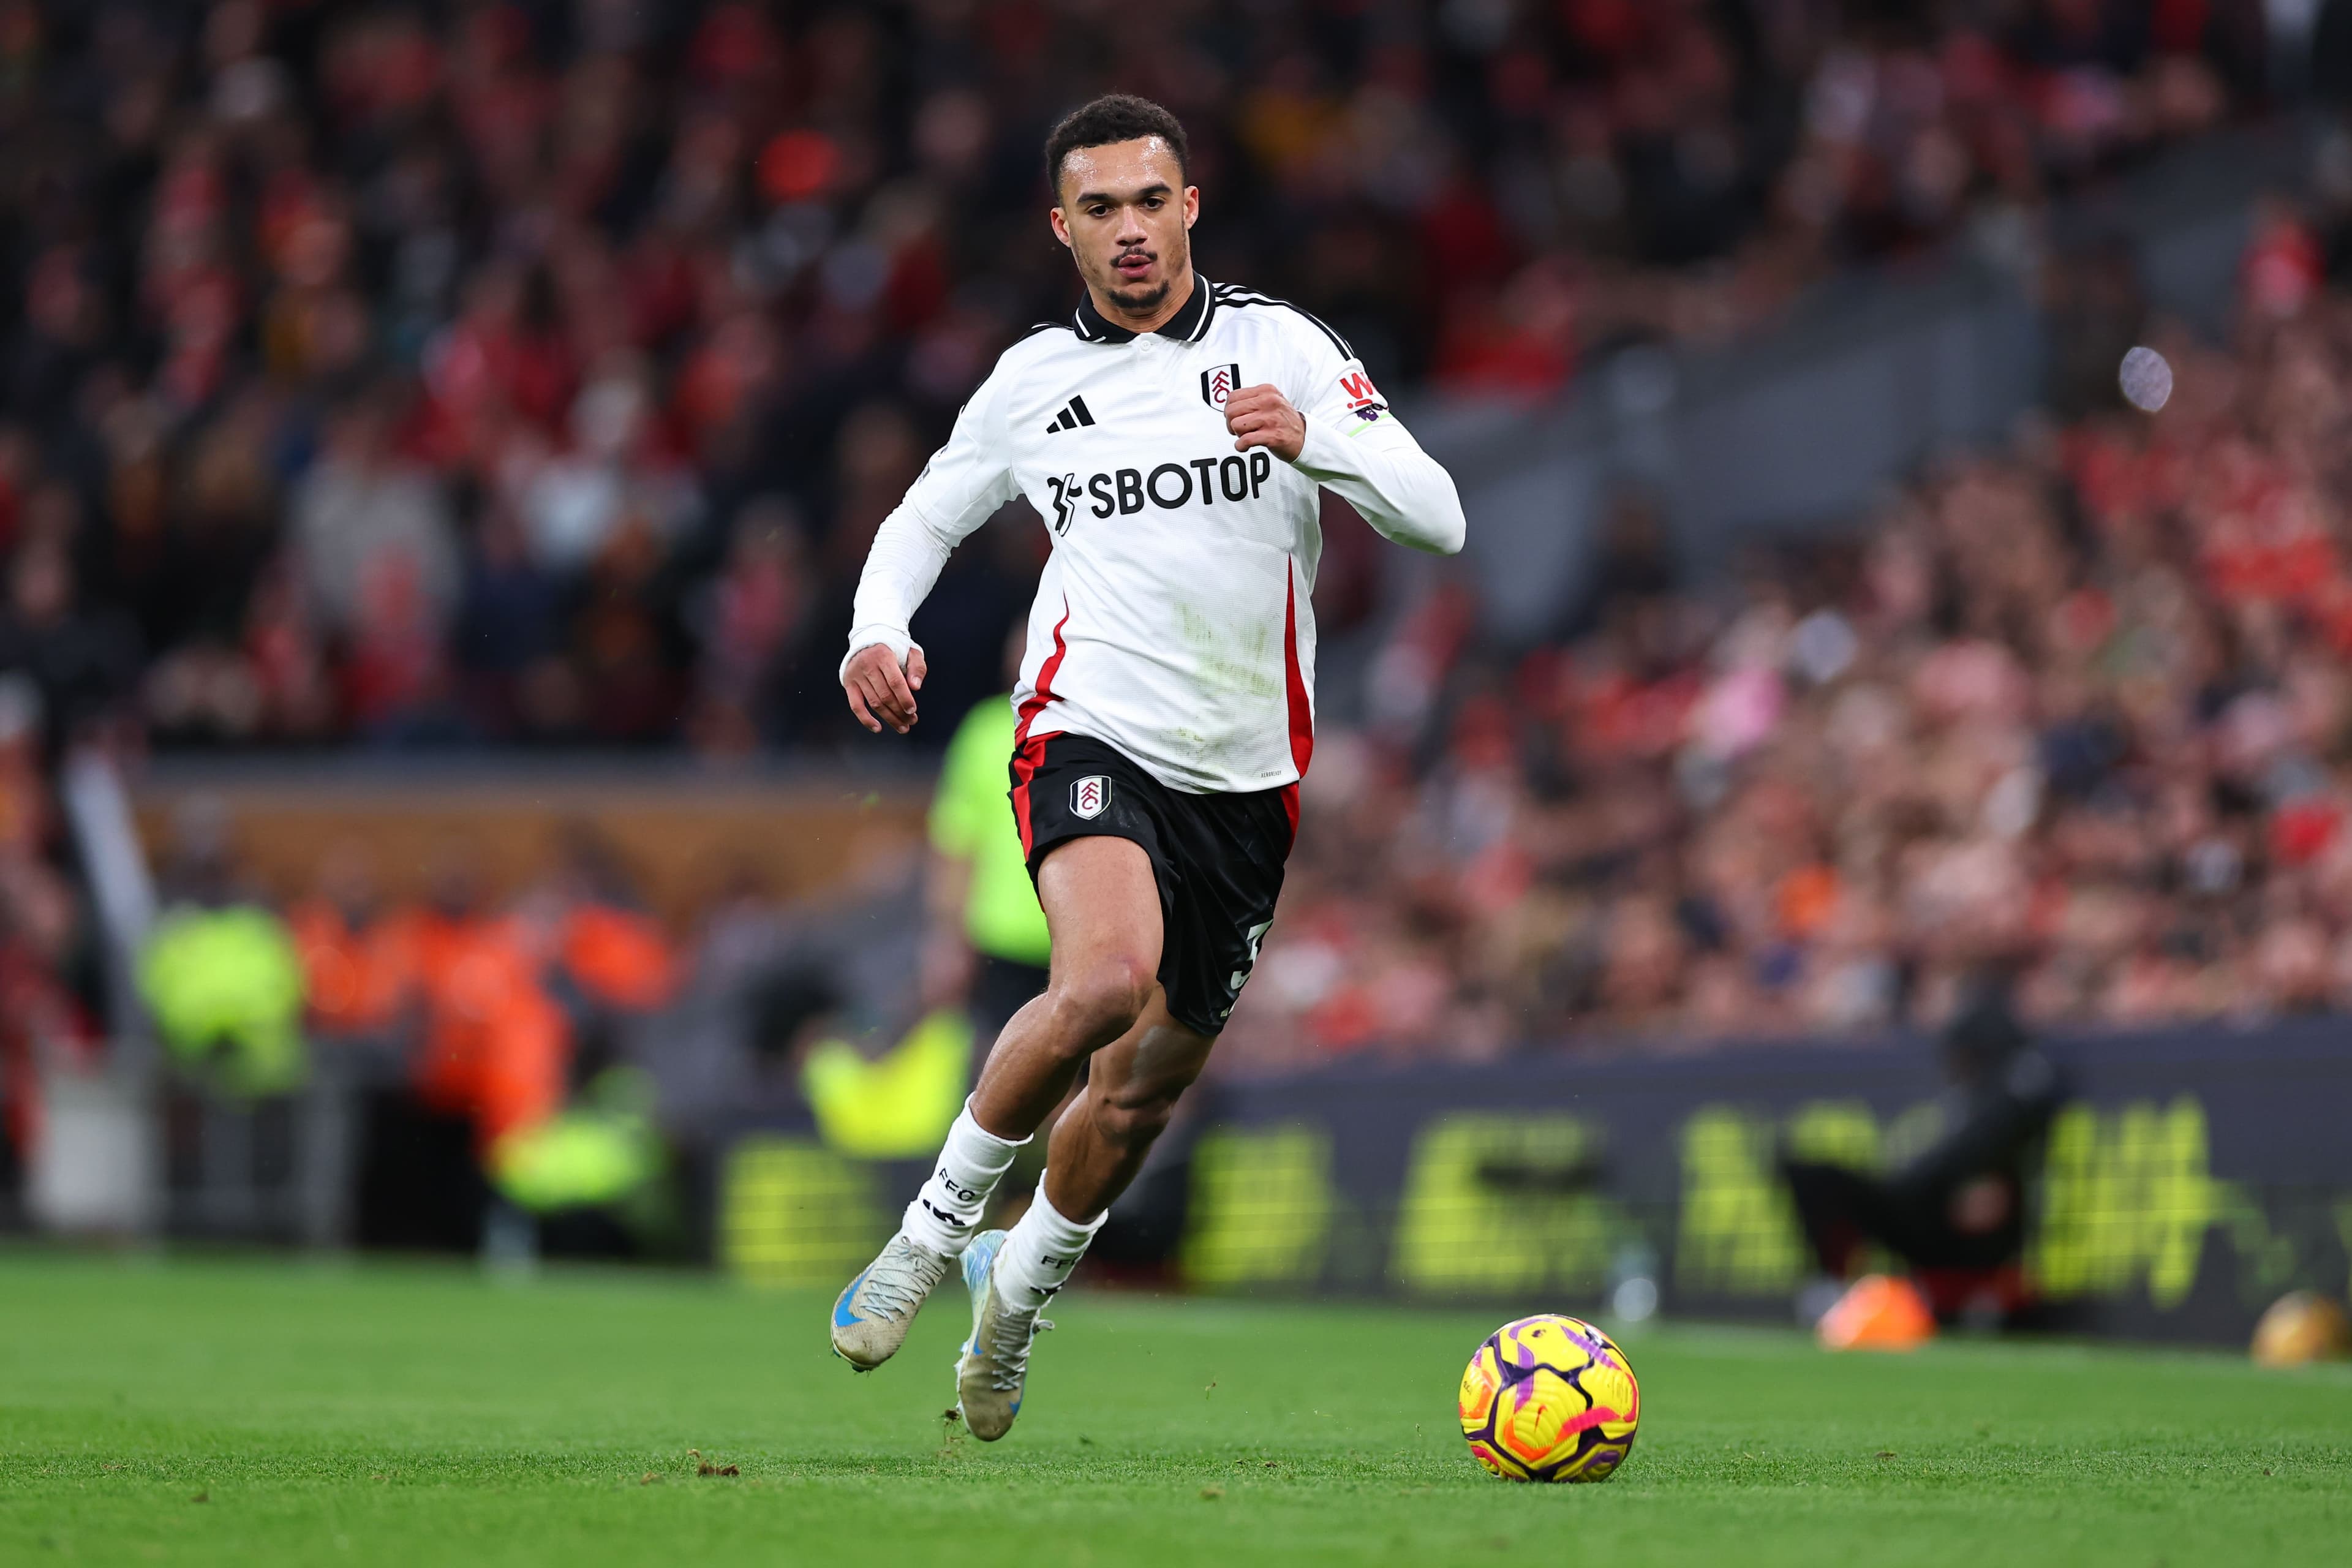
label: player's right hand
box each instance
[845,643,926,734]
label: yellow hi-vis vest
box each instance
[799,1009,974,1159]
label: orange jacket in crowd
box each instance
[288,900,418,1038]
[293,899,676,1150]
[557,904,675,1014]
[407,910,570,1148]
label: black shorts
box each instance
[1010,733,1295,1036]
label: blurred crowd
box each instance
[0,676,102,1183]
[9,1,2352,1197]
[110,222,2352,1138]
[0,0,2272,756]
[112,800,951,1248]
[1225,209,2352,1064]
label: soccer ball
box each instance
[1457,1314,1640,1482]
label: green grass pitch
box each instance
[2,1253,2345,1567]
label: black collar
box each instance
[1073,273,1213,344]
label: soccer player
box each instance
[828,94,1465,1439]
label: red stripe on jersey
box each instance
[1283,567,1314,779]
[1015,601,1073,746]
[1010,601,1071,859]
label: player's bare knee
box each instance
[1047,957,1154,1052]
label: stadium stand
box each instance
[0,0,2346,1178]
[0,0,2267,755]
[1227,219,2352,1063]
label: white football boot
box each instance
[954,1229,1053,1441]
[829,1232,953,1371]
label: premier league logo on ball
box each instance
[1071,776,1111,819]
[1199,363,1240,410]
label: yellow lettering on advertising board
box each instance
[2030,1098,2214,1307]
[1675,1106,1804,1295]
[1179,1124,1333,1288]
[1392,1114,1614,1295]
[720,1136,886,1289]
[1781,1100,1882,1170]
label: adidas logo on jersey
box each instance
[1044,395,1096,434]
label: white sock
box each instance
[993,1183,1106,1312]
[902,1100,1027,1255]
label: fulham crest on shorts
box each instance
[1070,775,1111,819]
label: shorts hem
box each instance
[1023,822,1158,886]
[1158,999,1229,1038]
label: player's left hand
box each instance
[1226,384,1305,462]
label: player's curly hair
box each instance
[1043,94,1189,198]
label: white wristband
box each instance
[839,629,918,685]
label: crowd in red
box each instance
[0,3,2332,1158]
[0,1,2261,755]
[1224,209,2352,1065]
[178,208,2352,1114]
[213,219,2352,1110]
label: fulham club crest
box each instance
[1070,776,1111,820]
[1199,363,1241,410]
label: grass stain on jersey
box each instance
[1174,603,1281,706]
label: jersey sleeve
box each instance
[1287,330,1467,556]
[843,366,1020,674]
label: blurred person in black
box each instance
[1780,973,2064,1322]
[0,530,140,760]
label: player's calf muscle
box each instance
[966,973,1137,1129]
[967,965,1152,1137]
[1090,1081,1180,1150]
[1042,1011,1212,1216]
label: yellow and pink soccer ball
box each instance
[1457,1314,1640,1483]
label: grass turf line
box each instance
[1,1252,2345,1567]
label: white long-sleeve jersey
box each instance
[845,276,1466,795]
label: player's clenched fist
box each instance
[1225,384,1305,462]
[843,642,927,734]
